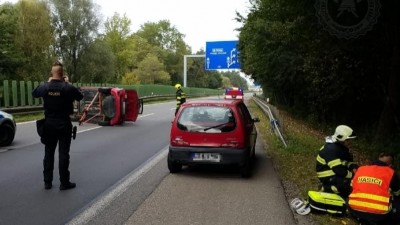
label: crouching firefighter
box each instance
[316,125,359,198]
[348,152,400,225]
[32,61,83,191]
[175,83,186,115]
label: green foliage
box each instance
[238,0,400,141]
[103,13,134,82]
[76,39,115,83]
[134,53,170,85]
[121,71,140,85]
[50,0,100,82]
[135,20,190,85]
[221,71,248,89]
[0,3,23,79]
[15,0,54,81]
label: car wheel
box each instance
[0,123,15,146]
[240,157,252,178]
[167,153,182,173]
[98,87,111,95]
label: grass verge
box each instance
[14,113,44,123]
[247,99,359,225]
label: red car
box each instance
[77,87,143,126]
[168,99,259,177]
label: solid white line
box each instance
[138,113,154,118]
[17,121,35,125]
[66,146,169,225]
[77,127,101,133]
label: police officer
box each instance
[175,83,186,115]
[316,125,359,198]
[348,153,400,225]
[32,62,83,190]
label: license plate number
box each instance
[192,153,221,162]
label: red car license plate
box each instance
[192,153,221,162]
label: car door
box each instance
[125,89,143,122]
[237,102,257,152]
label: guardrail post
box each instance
[27,81,33,106]
[33,81,40,105]
[3,80,10,107]
[12,80,18,107]
[20,81,26,106]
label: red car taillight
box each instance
[171,137,190,146]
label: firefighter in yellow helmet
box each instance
[316,125,359,198]
[175,83,186,115]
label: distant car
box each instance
[224,87,244,101]
[0,110,16,146]
[168,99,259,177]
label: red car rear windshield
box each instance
[177,106,236,133]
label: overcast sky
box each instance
[96,0,251,53]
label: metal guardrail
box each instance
[0,94,210,115]
[253,97,288,148]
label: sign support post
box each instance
[183,54,205,87]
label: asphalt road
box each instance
[124,134,297,225]
[0,101,177,225]
[0,95,307,225]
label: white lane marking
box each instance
[66,146,169,225]
[17,121,35,125]
[138,113,154,118]
[77,126,101,133]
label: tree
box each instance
[237,0,400,141]
[121,72,140,85]
[103,13,134,82]
[130,35,161,69]
[14,0,54,81]
[135,20,190,85]
[133,53,170,85]
[76,39,115,83]
[221,71,248,89]
[0,3,22,80]
[221,76,231,88]
[50,0,100,82]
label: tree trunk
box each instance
[375,38,400,141]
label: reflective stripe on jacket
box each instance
[176,89,186,108]
[349,165,394,214]
[316,138,356,180]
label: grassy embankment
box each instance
[247,99,375,225]
[14,113,44,123]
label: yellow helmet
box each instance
[175,83,181,89]
[333,125,356,142]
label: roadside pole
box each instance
[183,55,205,87]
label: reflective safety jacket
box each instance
[348,165,394,214]
[316,137,358,180]
[176,88,186,109]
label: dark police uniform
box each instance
[32,79,83,187]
